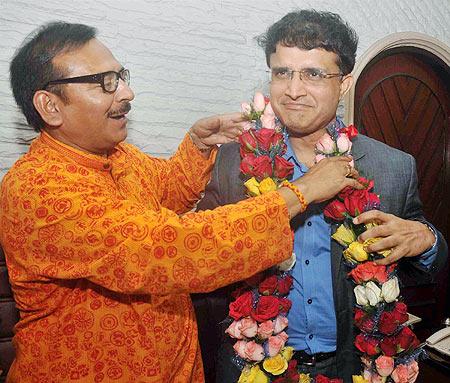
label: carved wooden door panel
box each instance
[354,49,449,336]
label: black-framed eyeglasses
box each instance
[44,68,130,93]
[268,67,343,85]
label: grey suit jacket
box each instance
[195,134,447,382]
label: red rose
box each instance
[278,297,292,314]
[339,124,358,139]
[396,326,420,351]
[256,128,280,152]
[357,177,374,191]
[273,155,294,180]
[240,154,273,179]
[343,189,370,216]
[240,153,257,175]
[251,295,280,322]
[239,129,258,153]
[366,192,380,210]
[348,262,388,284]
[324,199,347,221]
[355,333,379,356]
[378,311,399,335]
[229,291,253,320]
[379,336,398,356]
[354,308,376,332]
[392,302,408,324]
[316,374,343,383]
[258,275,278,295]
[276,275,293,295]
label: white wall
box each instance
[0,0,449,178]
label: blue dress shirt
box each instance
[283,134,438,354]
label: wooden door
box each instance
[354,48,450,337]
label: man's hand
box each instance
[353,210,436,265]
[189,112,247,151]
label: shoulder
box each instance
[353,134,415,169]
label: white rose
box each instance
[365,281,382,306]
[277,252,296,271]
[354,285,368,306]
[382,276,400,303]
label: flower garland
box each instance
[318,125,423,383]
[226,92,340,383]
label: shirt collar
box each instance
[39,131,126,172]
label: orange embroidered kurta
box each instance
[0,132,293,382]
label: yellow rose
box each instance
[343,242,369,263]
[363,237,392,257]
[238,365,269,383]
[332,224,356,246]
[298,373,312,383]
[259,177,277,194]
[262,354,288,376]
[352,375,369,383]
[244,177,261,197]
[280,346,294,361]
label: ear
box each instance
[339,73,354,99]
[33,90,64,128]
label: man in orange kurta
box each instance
[2,21,358,382]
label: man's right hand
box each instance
[278,156,362,219]
[297,156,362,204]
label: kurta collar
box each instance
[39,131,126,172]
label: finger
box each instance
[344,178,366,190]
[374,249,403,265]
[353,210,388,225]
[363,236,396,253]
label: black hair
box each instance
[10,21,97,132]
[257,10,358,75]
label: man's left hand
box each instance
[189,112,247,151]
[353,210,435,265]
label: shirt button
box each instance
[307,221,312,226]
[307,298,312,304]
[305,260,310,265]
[309,334,314,340]
[103,163,110,170]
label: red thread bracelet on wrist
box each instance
[281,180,308,212]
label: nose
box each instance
[115,78,135,102]
[285,73,307,100]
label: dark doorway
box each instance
[354,47,450,338]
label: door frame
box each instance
[344,32,450,124]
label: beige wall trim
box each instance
[344,32,450,125]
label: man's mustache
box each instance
[108,102,132,117]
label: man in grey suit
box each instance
[193,10,448,383]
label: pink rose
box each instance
[245,341,265,361]
[315,153,326,163]
[406,360,419,383]
[336,132,352,153]
[257,320,274,339]
[253,92,266,112]
[316,133,335,154]
[391,364,409,383]
[225,320,244,339]
[267,331,288,357]
[375,355,394,377]
[261,102,276,130]
[273,315,288,334]
[241,102,251,115]
[240,317,258,338]
[233,340,265,362]
[233,340,247,359]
